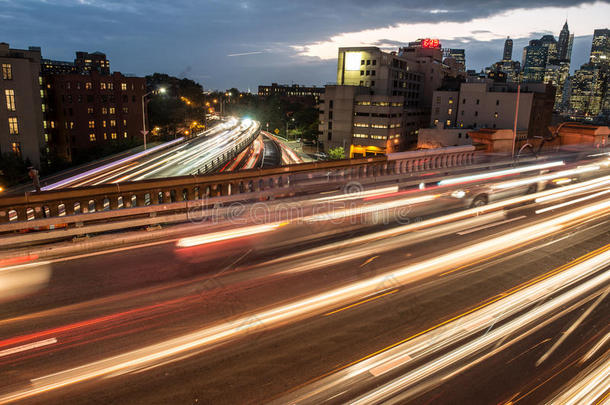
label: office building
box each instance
[421,79,555,147]
[319,40,459,156]
[569,28,610,117]
[0,43,45,167]
[589,29,610,66]
[522,39,549,82]
[443,48,466,72]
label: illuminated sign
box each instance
[344,52,362,71]
[422,38,440,49]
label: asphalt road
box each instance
[1,161,610,404]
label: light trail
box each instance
[275,245,610,405]
[437,161,564,186]
[1,200,608,403]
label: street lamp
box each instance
[142,87,166,150]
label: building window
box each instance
[89,133,96,141]
[88,120,95,129]
[448,108,452,115]
[476,99,480,105]
[103,133,107,140]
[102,107,108,115]
[110,119,116,127]
[372,60,377,65]
[85,82,92,90]
[103,120,107,128]
[109,107,116,115]
[122,119,127,126]
[353,133,368,138]
[123,107,129,114]
[5,89,15,111]
[436,96,441,104]
[433,119,439,125]
[462,99,466,104]
[121,83,127,90]
[2,64,13,80]
[366,70,370,76]
[123,131,128,138]
[87,107,94,114]
[446,120,451,126]
[496,100,500,106]
[448,98,453,104]
[494,112,499,118]
[371,70,376,76]
[360,71,364,76]
[100,82,106,90]
[108,83,113,90]
[11,142,21,157]
[461,110,464,116]
[474,111,478,116]
[8,117,18,134]
[111,132,117,139]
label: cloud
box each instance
[291,2,610,60]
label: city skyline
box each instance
[0,1,608,90]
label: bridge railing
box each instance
[0,146,476,225]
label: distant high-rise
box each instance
[503,37,513,61]
[589,28,610,66]
[557,21,572,61]
[523,39,548,82]
[443,48,466,71]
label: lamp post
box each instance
[141,87,166,150]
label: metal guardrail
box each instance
[0,146,477,226]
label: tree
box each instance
[328,146,346,160]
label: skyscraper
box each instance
[523,39,548,82]
[503,37,513,61]
[589,28,610,66]
[557,21,571,61]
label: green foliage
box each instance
[0,153,30,188]
[328,146,346,160]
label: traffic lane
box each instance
[0,188,452,320]
[1,187,606,347]
[402,288,609,405]
[8,212,609,405]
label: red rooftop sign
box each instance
[422,38,440,48]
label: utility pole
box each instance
[512,84,521,159]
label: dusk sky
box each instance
[1,0,609,91]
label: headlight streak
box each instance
[275,247,610,405]
[2,202,609,403]
[176,222,287,248]
[437,161,564,186]
[493,165,600,190]
[535,188,610,214]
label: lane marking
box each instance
[324,289,398,316]
[0,338,57,358]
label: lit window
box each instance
[87,107,94,114]
[5,89,15,111]
[50,121,55,128]
[103,133,107,140]
[109,107,116,114]
[2,64,12,80]
[11,142,21,157]
[108,83,113,90]
[111,132,117,139]
[121,83,127,91]
[353,133,368,138]
[89,133,96,141]
[123,107,128,114]
[41,104,46,112]
[448,98,453,104]
[122,119,127,126]
[86,82,92,90]
[494,112,499,118]
[446,120,451,126]
[123,131,128,138]
[448,108,452,115]
[70,121,75,129]
[110,119,116,127]
[8,117,18,134]
[100,82,106,90]
[40,89,45,98]
[102,108,108,115]
[103,120,107,128]
[88,120,95,129]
